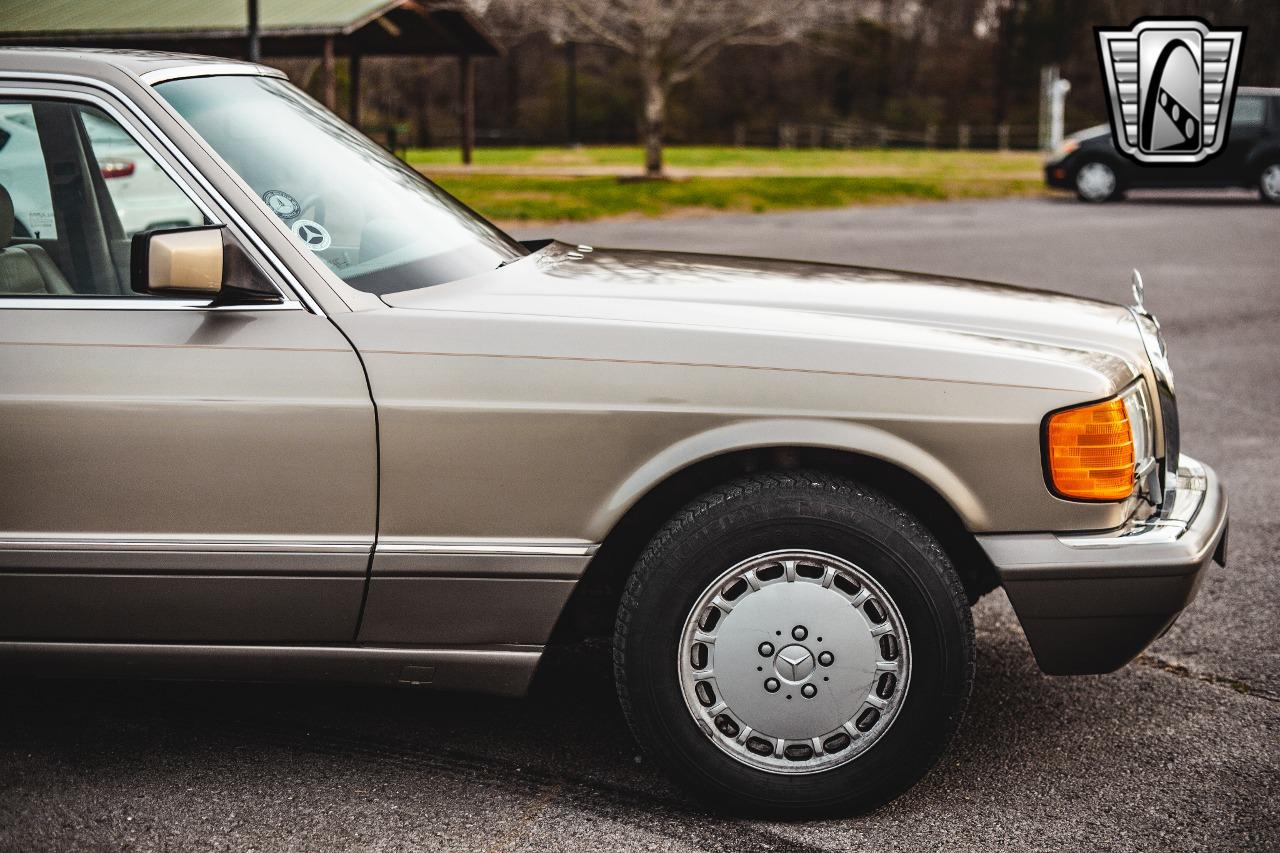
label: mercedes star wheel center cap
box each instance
[775,644,815,682]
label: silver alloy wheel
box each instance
[1076,161,1117,201]
[678,549,911,774]
[1261,164,1280,202]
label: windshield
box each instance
[157,75,524,295]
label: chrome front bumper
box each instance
[976,456,1227,675]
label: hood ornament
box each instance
[1131,268,1146,312]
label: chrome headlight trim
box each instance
[1129,308,1175,395]
[1119,381,1155,477]
[1127,307,1180,506]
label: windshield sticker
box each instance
[26,210,55,234]
[292,219,331,252]
[263,190,301,220]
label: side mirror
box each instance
[131,225,224,296]
[130,225,282,305]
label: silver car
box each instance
[0,50,1228,816]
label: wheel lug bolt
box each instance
[764,678,780,693]
[758,642,774,657]
[818,651,834,666]
[792,625,807,640]
[801,684,817,698]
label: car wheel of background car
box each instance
[1258,162,1280,204]
[1075,160,1122,202]
[614,470,974,816]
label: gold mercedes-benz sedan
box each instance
[0,50,1227,816]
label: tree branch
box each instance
[557,0,639,54]
[668,8,793,85]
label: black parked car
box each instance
[1045,87,1280,203]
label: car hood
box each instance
[380,242,1146,394]
[1070,123,1112,142]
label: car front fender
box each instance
[586,417,989,542]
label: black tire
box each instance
[1074,159,1124,202]
[615,470,974,816]
[1258,161,1280,204]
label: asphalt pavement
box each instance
[2,191,1277,852]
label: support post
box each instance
[459,53,475,165]
[322,37,336,111]
[247,0,261,62]
[1049,79,1071,152]
[1039,65,1064,151]
[565,41,578,147]
[350,52,362,129]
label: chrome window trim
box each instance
[139,64,287,85]
[0,72,326,316]
[0,297,301,312]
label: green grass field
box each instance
[408,145,1043,174]
[411,146,1045,223]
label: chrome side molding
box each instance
[373,537,598,579]
[0,642,543,697]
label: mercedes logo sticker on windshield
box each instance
[263,190,301,219]
[292,219,331,252]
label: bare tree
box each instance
[553,0,861,176]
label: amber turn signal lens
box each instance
[1046,398,1135,500]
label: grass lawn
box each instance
[430,173,1044,224]
[413,146,1046,223]
[407,144,1043,174]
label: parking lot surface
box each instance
[2,192,1277,852]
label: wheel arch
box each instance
[1244,144,1280,180]
[550,422,998,644]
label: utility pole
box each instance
[247,0,261,62]
[321,37,336,110]
[459,54,475,165]
[350,52,362,129]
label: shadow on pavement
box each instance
[0,630,1073,818]
[1044,191,1267,207]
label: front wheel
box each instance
[614,471,974,816]
[1259,162,1280,204]
[1075,160,1123,202]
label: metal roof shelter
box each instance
[0,0,501,161]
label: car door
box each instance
[0,88,377,643]
[1200,94,1268,184]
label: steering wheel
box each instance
[298,193,326,226]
